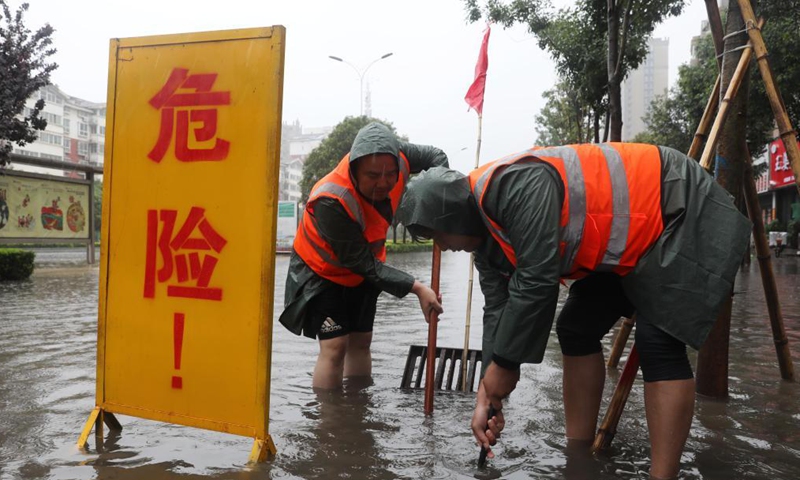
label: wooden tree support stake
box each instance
[699,18,764,170]
[742,157,795,380]
[607,315,636,368]
[592,346,640,453]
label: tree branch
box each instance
[614,0,635,79]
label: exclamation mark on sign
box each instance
[172,312,185,389]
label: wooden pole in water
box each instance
[742,155,795,380]
[424,245,442,415]
[607,315,635,368]
[461,114,484,391]
[593,345,640,453]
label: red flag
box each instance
[465,25,491,115]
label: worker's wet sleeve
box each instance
[488,167,563,365]
[399,141,450,172]
[474,253,509,376]
[313,198,415,298]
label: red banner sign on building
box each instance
[769,138,798,189]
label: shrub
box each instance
[765,219,785,233]
[0,249,35,280]
[385,240,434,254]
[788,220,800,249]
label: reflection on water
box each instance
[0,248,799,479]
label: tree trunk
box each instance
[696,1,749,399]
[593,108,601,143]
[607,0,623,141]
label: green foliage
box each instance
[765,219,785,232]
[0,248,34,280]
[299,116,398,202]
[463,0,687,141]
[787,219,799,248]
[534,80,596,145]
[0,1,57,167]
[385,239,433,254]
[640,0,800,159]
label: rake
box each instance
[400,345,482,392]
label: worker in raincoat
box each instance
[280,122,447,390]
[396,143,751,479]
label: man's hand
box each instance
[411,280,443,323]
[471,362,520,457]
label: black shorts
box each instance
[307,281,380,340]
[555,273,693,382]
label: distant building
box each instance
[11,85,105,176]
[279,121,332,203]
[622,38,669,141]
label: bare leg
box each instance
[312,335,348,389]
[344,331,373,378]
[562,352,606,441]
[644,378,694,479]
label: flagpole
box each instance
[461,113,483,391]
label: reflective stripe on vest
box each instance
[308,183,366,230]
[470,143,662,278]
[293,151,411,286]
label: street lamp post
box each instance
[328,52,393,116]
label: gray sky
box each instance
[24,0,710,174]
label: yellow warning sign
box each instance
[79,26,285,461]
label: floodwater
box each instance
[1,248,799,479]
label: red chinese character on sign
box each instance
[148,68,231,163]
[144,207,227,301]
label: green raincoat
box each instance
[396,145,751,368]
[279,123,449,338]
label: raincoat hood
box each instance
[396,166,486,237]
[350,122,400,163]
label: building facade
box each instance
[278,121,332,203]
[12,85,105,176]
[622,38,670,141]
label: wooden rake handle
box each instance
[424,244,442,415]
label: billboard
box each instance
[81,26,285,461]
[0,173,90,240]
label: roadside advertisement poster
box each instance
[0,174,90,240]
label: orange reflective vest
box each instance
[469,143,664,279]
[294,152,410,286]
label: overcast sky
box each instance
[24,0,711,174]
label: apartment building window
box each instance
[79,123,88,137]
[63,137,71,148]
[63,118,70,135]
[43,112,62,126]
[38,132,62,145]
[99,126,105,135]
[78,142,88,155]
